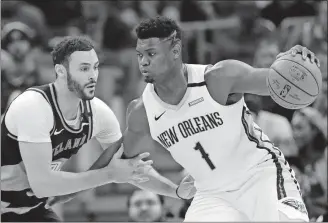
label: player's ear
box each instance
[54,64,67,78]
[172,41,181,60]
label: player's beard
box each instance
[144,75,154,83]
[67,70,95,100]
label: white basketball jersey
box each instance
[142,64,287,192]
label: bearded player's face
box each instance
[66,49,99,100]
[136,38,175,83]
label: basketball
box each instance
[267,53,322,109]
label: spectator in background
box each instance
[127,189,167,222]
[102,3,135,51]
[180,0,211,22]
[1,0,47,47]
[67,1,115,50]
[212,1,237,18]
[139,0,161,19]
[25,1,81,35]
[160,1,181,22]
[283,0,316,19]
[287,107,327,221]
[253,35,280,68]
[100,2,140,130]
[119,1,141,30]
[282,0,327,52]
[213,2,275,64]
[312,51,327,118]
[260,0,316,27]
[179,0,215,64]
[260,0,294,27]
[1,22,41,114]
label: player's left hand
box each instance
[176,174,196,200]
[276,45,320,67]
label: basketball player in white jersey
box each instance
[47,17,320,221]
[1,36,154,221]
[113,16,318,221]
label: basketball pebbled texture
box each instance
[267,53,322,109]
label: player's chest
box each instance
[50,119,91,161]
[149,104,241,150]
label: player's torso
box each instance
[142,64,279,191]
[28,84,94,169]
[1,83,94,214]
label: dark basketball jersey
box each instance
[1,83,93,215]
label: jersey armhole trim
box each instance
[7,132,18,140]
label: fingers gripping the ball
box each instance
[314,57,320,68]
[277,45,321,68]
[291,45,319,67]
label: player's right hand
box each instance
[108,149,153,184]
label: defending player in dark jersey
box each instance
[1,36,152,222]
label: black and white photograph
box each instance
[1,0,327,222]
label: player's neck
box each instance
[53,81,81,121]
[154,63,187,105]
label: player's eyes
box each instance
[137,53,143,58]
[81,67,89,71]
[149,52,155,56]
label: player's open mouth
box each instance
[141,70,149,75]
[86,84,96,89]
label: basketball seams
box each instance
[271,67,314,97]
[275,58,319,95]
[268,80,311,107]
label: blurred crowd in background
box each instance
[1,0,327,222]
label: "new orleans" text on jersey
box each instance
[157,112,223,148]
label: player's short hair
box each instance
[51,36,94,67]
[127,189,165,208]
[135,16,182,41]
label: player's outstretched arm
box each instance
[206,45,319,96]
[20,140,153,198]
[45,141,152,207]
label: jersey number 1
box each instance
[194,142,216,170]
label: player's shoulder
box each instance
[126,97,149,132]
[89,97,109,111]
[89,97,117,120]
[127,97,145,114]
[9,90,50,112]
[205,59,253,80]
[5,90,53,126]
[201,60,248,105]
